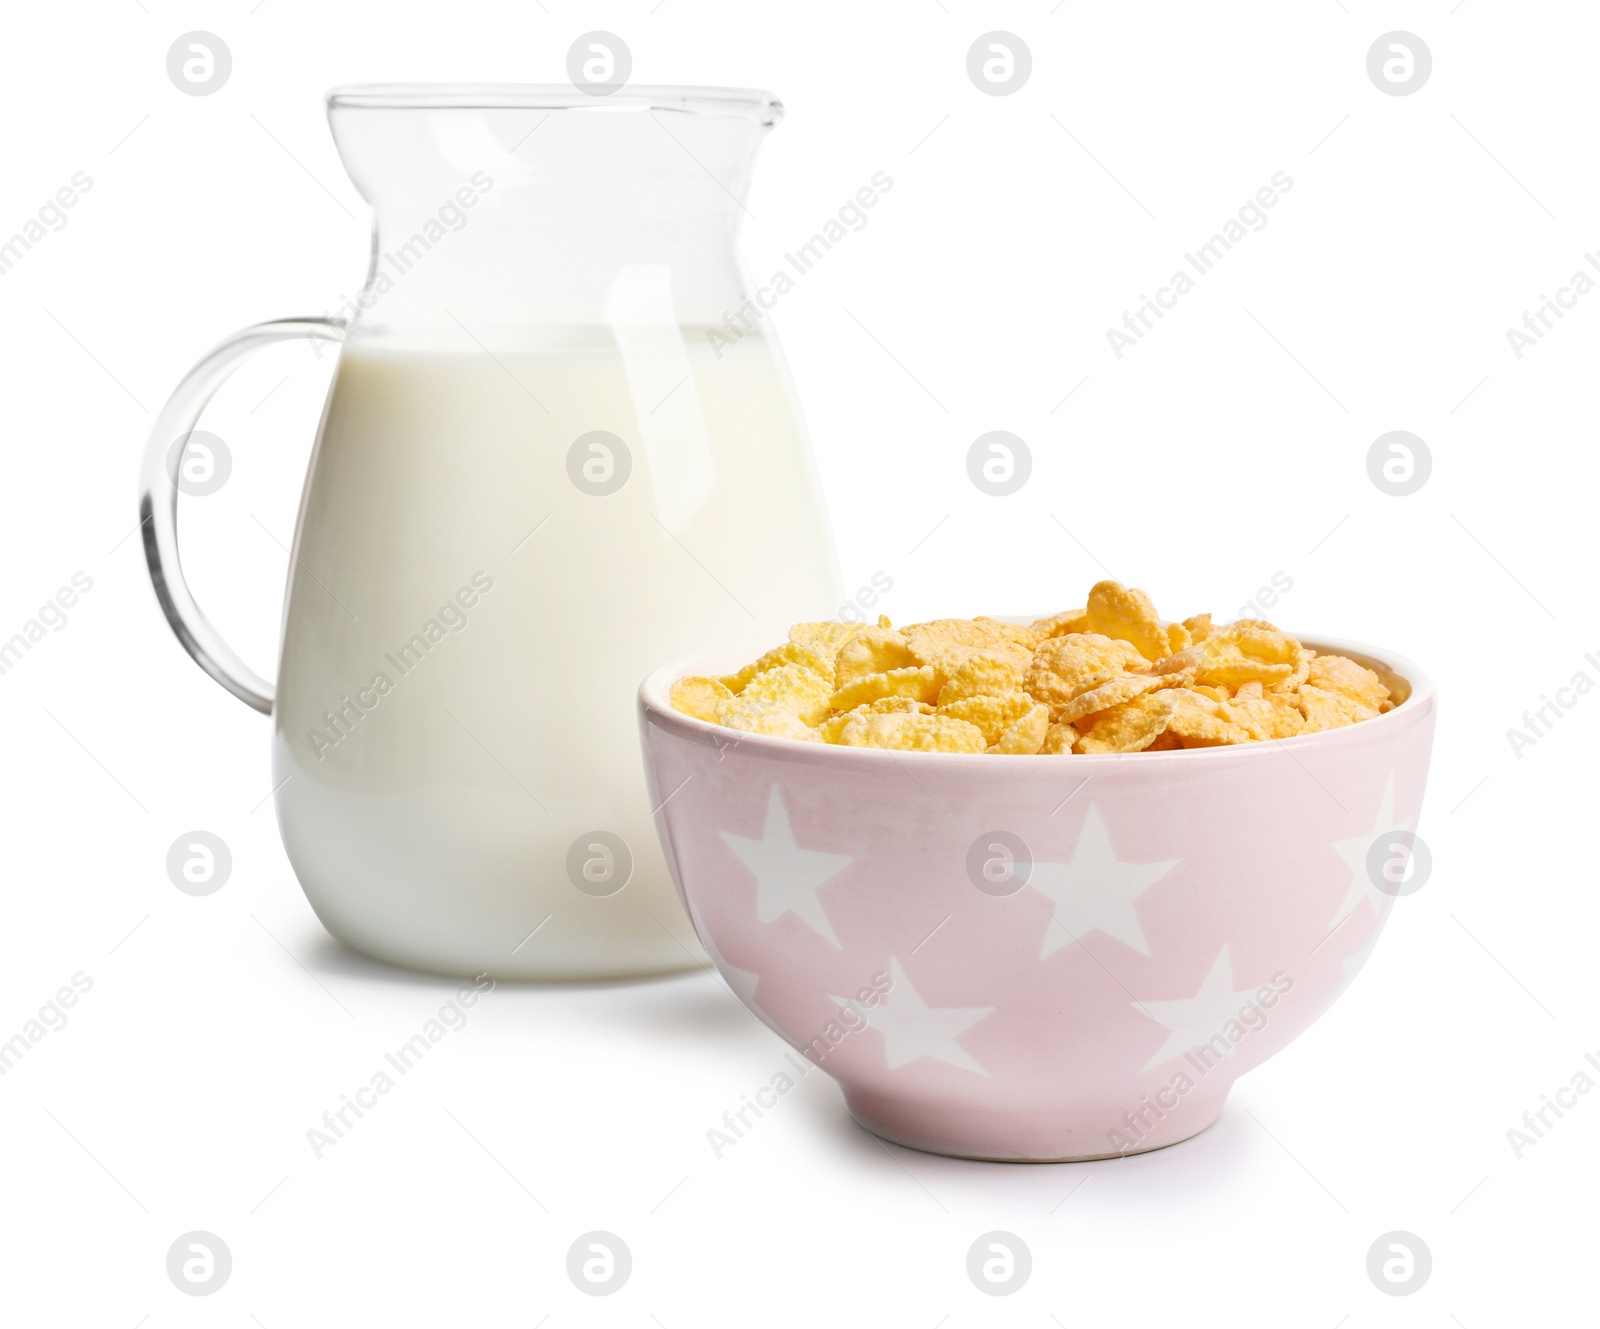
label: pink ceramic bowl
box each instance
[638,631,1436,1162]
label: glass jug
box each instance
[139,85,843,980]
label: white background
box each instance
[1,1,1594,1324]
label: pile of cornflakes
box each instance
[669,580,1395,754]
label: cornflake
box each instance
[672,580,1396,754]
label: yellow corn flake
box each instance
[937,690,1038,744]
[814,713,851,744]
[973,616,1043,649]
[815,696,933,743]
[713,696,821,741]
[669,675,732,723]
[1040,721,1078,754]
[721,641,834,692]
[1221,623,1300,659]
[878,696,934,714]
[672,585,1399,752]
[836,711,987,753]
[1085,580,1169,661]
[1296,686,1368,732]
[788,620,864,656]
[1225,692,1307,741]
[1136,646,1205,690]
[937,652,1025,705]
[1295,655,1390,731]
[1024,633,1147,714]
[1196,623,1302,689]
[1267,647,1314,694]
[1165,688,1251,748]
[990,702,1051,754]
[740,663,834,726]
[1306,653,1391,713]
[1031,608,1091,639]
[828,665,943,712]
[1075,690,1180,754]
[1056,672,1163,726]
[834,626,917,689]
[904,619,1034,674]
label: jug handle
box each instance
[137,317,347,714]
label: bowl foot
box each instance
[842,1083,1230,1163]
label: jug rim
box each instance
[325,83,783,124]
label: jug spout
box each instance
[325,84,784,336]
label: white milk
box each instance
[271,329,841,978]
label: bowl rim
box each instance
[638,626,1436,768]
[324,83,783,123]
